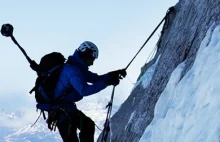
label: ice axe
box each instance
[1,23,39,71]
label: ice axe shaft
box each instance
[10,34,32,63]
[1,24,39,71]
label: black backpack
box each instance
[30,52,66,110]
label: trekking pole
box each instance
[101,6,174,142]
[101,86,115,142]
[1,24,39,71]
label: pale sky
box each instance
[0,0,178,112]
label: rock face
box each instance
[97,0,220,141]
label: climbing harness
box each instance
[101,6,175,142]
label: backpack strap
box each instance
[29,64,64,94]
[42,111,46,120]
[41,64,63,77]
[37,86,52,102]
[29,86,36,94]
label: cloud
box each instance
[0,92,40,129]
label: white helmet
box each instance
[78,41,99,59]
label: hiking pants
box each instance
[57,109,95,142]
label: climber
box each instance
[46,41,126,142]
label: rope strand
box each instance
[100,6,174,142]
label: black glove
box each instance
[107,78,120,86]
[108,69,127,79]
[107,69,127,86]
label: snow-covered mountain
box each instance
[0,108,61,141]
[0,95,119,141]
[97,0,220,141]
[5,123,62,142]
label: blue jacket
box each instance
[54,50,109,103]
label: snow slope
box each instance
[140,24,220,142]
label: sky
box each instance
[0,0,178,140]
[138,24,220,142]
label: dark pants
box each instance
[57,109,95,142]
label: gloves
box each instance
[107,69,127,86]
[108,69,127,79]
[107,78,120,86]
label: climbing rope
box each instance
[145,44,158,63]
[95,124,103,131]
[101,6,175,142]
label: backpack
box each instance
[30,52,66,112]
[30,52,74,129]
